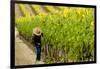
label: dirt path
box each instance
[25,5,37,15]
[15,28,44,66]
[15,4,23,17]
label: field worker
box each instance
[32,27,43,62]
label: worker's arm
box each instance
[41,32,43,37]
[31,34,34,44]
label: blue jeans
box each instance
[35,43,41,61]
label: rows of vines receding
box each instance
[15,4,95,64]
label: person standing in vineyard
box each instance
[32,27,43,63]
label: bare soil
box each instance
[15,4,23,17]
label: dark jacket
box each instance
[32,35,41,43]
[32,33,43,44]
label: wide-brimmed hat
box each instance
[33,27,42,36]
